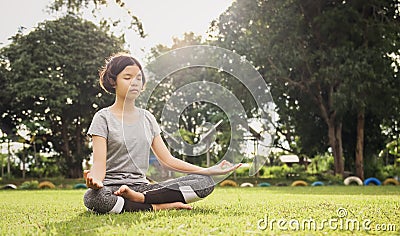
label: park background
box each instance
[0,0,399,187]
[0,0,400,188]
[0,1,399,235]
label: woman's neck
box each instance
[111,97,136,114]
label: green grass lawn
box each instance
[0,186,399,235]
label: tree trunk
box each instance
[1,149,3,177]
[314,84,344,177]
[22,143,26,179]
[74,122,83,178]
[69,163,82,179]
[61,121,73,178]
[355,109,365,180]
[7,139,11,175]
[61,118,84,178]
[328,121,344,176]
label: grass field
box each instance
[0,186,399,235]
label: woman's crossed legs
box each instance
[84,174,214,213]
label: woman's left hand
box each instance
[203,160,242,175]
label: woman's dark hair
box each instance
[99,53,146,93]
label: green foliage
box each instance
[0,14,124,178]
[48,0,145,37]
[386,139,400,158]
[308,153,335,174]
[235,166,265,177]
[263,164,296,179]
[264,165,286,179]
[143,33,247,166]
[1,173,13,181]
[319,174,344,185]
[364,156,400,180]
[381,165,400,178]
[27,155,61,178]
[212,0,400,177]
[304,175,318,183]
[234,166,249,177]
[19,180,39,190]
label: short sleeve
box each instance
[144,110,161,138]
[87,110,108,139]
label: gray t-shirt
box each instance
[87,107,161,186]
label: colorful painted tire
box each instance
[258,182,271,187]
[38,181,56,189]
[219,180,238,187]
[383,178,399,186]
[364,177,381,186]
[73,183,88,189]
[344,176,363,186]
[291,180,308,186]
[240,182,254,187]
[2,184,17,190]
[311,181,324,186]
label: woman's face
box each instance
[115,65,143,101]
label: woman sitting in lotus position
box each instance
[83,53,241,213]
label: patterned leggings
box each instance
[83,174,214,214]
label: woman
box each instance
[84,53,241,213]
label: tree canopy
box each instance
[48,0,145,37]
[142,33,236,167]
[212,0,400,177]
[0,14,124,178]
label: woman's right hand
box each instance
[203,160,242,175]
[84,170,104,190]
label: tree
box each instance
[142,33,251,167]
[212,0,400,177]
[0,14,124,178]
[49,0,145,37]
[142,33,227,166]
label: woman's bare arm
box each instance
[85,135,107,189]
[151,135,241,175]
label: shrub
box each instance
[235,167,249,177]
[258,167,265,176]
[320,174,343,185]
[265,165,289,178]
[20,180,39,190]
[305,175,318,183]
[308,153,334,174]
[380,165,400,179]
[235,166,266,177]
